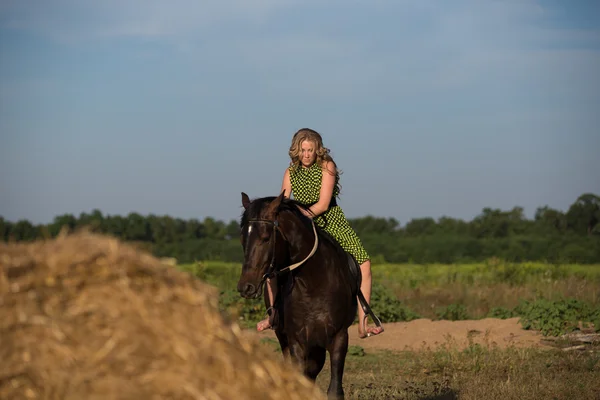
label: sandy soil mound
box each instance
[0,232,325,400]
[346,318,548,352]
[258,318,548,353]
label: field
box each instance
[179,260,600,399]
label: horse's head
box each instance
[237,191,289,299]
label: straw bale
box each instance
[0,232,325,400]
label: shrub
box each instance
[435,304,470,321]
[369,282,420,323]
[516,298,600,336]
[487,307,516,319]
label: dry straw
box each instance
[0,231,325,400]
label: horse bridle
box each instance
[244,216,319,290]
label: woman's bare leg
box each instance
[357,259,384,338]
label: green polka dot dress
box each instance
[289,162,370,264]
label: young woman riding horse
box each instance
[257,128,384,339]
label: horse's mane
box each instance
[240,196,344,255]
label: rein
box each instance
[246,216,319,286]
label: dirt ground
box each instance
[255,317,549,352]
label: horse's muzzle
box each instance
[238,282,258,299]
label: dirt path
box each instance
[254,317,550,352]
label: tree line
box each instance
[1,193,599,264]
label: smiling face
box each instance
[300,139,317,167]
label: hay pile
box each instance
[0,232,325,400]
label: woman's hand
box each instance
[298,206,314,219]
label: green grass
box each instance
[178,261,600,335]
[183,261,600,398]
[178,260,242,290]
[370,260,600,287]
[370,262,600,322]
[324,345,600,399]
[257,337,600,400]
[179,260,600,290]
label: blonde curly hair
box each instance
[288,128,342,195]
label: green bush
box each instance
[487,307,516,319]
[516,298,600,336]
[436,304,470,321]
[369,282,420,323]
[347,345,366,357]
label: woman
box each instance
[257,128,384,338]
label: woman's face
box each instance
[300,139,317,167]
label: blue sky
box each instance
[1,0,599,226]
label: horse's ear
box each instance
[266,190,285,216]
[241,192,251,209]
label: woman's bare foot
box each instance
[358,314,384,338]
[257,317,271,332]
[358,325,384,338]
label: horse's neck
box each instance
[286,217,318,265]
[285,217,350,288]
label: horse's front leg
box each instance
[326,329,349,399]
[286,341,306,376]
[275,329,290,359]
[288,341,326,381]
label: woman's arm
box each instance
[281,168,292,198]
[308,161,336,217]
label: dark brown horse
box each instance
[237,191,363,399]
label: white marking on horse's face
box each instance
[248,225,252,235]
